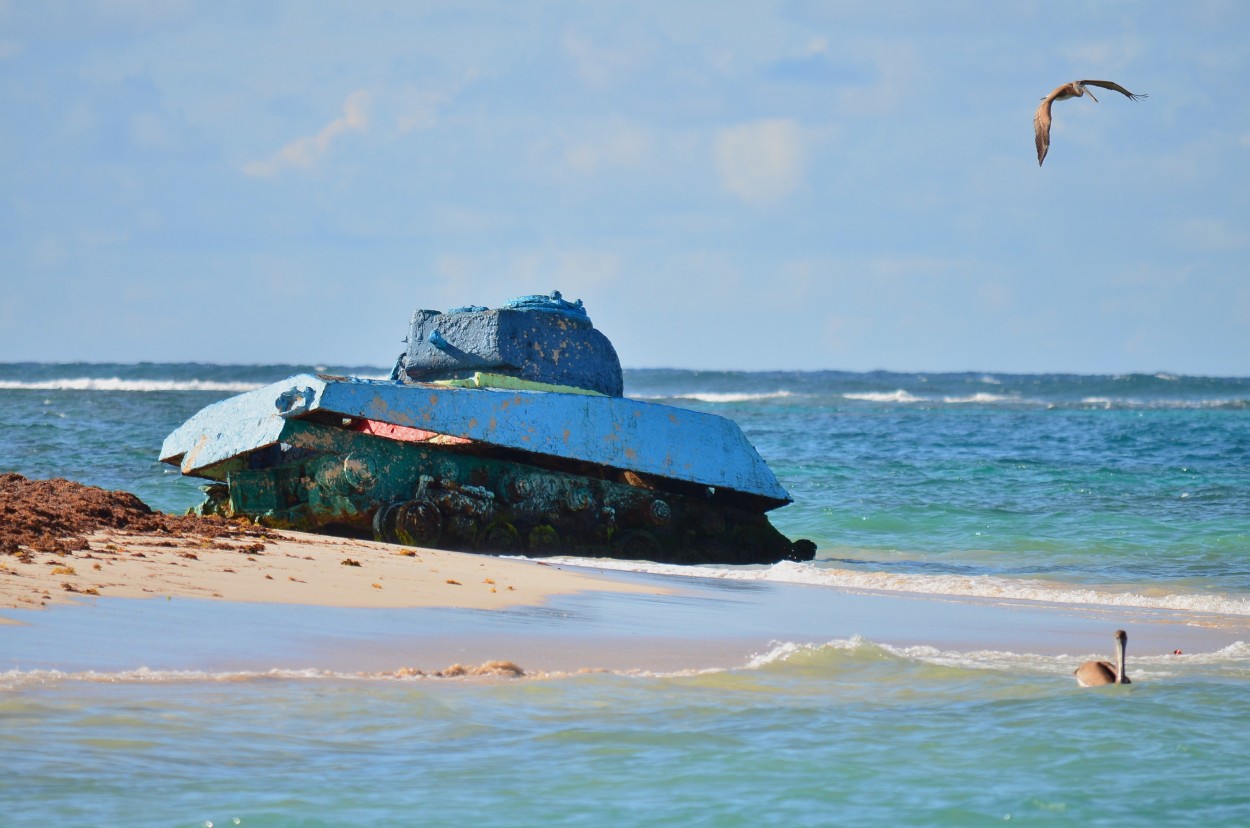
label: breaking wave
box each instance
[842,390,928,403]
[744,637,1250,678]
[8,639,1249,691]
[840,390,1030,404]
[839,390,1248,409]
[638,391,795,404]
[0,378,266,393]
[549,557,1250,618]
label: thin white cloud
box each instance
[396,89,449,134]
[243,89,370,177]
[565,123,653,174]
[129,111,169,149]
[1062,34,1145,69]
[713,119,806,204]
[32,235,70,269]
[562,29,638,87]
[395,72,476,135]
[832,40,920,116]
[1172,217,1248,252]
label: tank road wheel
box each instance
[372,501,402,544]
[645,499,671,526]
[612,529,661,561]
[481,520,521,552]
[395,500,443,547]
[527,524,560,552]
[444,515,479,546]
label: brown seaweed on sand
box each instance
[0,473,271,555]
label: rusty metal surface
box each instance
[188,418,809,565]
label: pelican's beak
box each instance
[1086,88,1100,103]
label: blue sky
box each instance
[2,1,1247,375]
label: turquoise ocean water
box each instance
[2,363,1249,825]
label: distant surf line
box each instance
[635,391,795,404]
[4,379,1244,409]
[842,390,1247,409]
[0,378,267,393]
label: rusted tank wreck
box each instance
[161,291,814,565]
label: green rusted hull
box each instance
[193,418,807,565]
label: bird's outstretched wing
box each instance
[1078,80,1148,102]
[1034,80,1146,165]
[1033,99,1054,166]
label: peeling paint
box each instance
[182,434,208,474]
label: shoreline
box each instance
[5,526,1249,678]
[3,472,1246,677]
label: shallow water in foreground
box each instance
[2,363,1249,824]
[6,640,1250,826]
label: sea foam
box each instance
[546,556,1250,618]
[842,389,927,403]
[0,378,266,393]
[741,637,1250,679]
[638,391,794,403]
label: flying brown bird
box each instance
[1074,629,1132,687]
[1034,80,1147,166]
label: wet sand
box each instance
[4,475,1246,677]
[5,529,1248,677]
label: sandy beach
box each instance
[5,475,1249,678]
[0,527,666,613]
[6,521,1249,678]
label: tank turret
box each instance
[398,291,623,397]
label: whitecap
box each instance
[738,636,1250,678]
[0,378,265,393]
[636,391,794,404]
[842,390,928,403]
[941,392,1024,404]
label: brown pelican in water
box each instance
[1034,80,1147,166]
[1074,629,1132,687]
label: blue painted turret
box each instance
[398,291,624,397]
